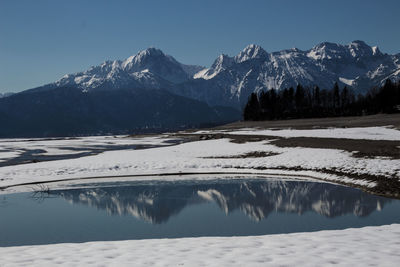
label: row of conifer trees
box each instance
[243,79,400,121]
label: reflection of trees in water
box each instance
[53,180,390,224]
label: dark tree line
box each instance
[243,80,400,121]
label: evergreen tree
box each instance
[313,86,321,107]
[295,84,305,115]
[340,86,349,114]
[243,93,261,120]
[288,87,295,109]
[333,82,340,112]
[243,80,400,121]
[379,79,396,112]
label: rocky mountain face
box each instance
[34,41,399,108]
[185,41,400,107]
[51,47,204,92]
[2,41,398,137]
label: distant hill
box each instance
[0,87,240,138]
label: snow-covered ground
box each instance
[0,151,20,163]
[0,135,173,161]
[3,137,397,192]
[2,126,400,192]
[192,126,400,140]
[1,224,399,266]
[0,126,399,266]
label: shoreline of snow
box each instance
[1,138,390,193]
[1,224,399,266]
[0,173,346,195]
[191,126,400,140]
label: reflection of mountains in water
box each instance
[54,180,390,223]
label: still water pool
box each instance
[1,178,400,246]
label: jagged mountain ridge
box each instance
[28,41,400,108]
[6,40,398,137]
[186,41,400,106]
[53,47,204,92]
[33,40,400,108]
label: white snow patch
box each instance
[196,126,400,141]
[372,46,379,55]
[1,224,399,266]
[1,138,393,191]
[0,135,174,161]
[391,68,400,76]
[0,151,21,162]
[339,77,355,86]
[193,68,211,79]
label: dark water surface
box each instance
[1,178,400,247]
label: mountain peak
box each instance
[371,46,381,56]
[138,47,165,57]
[193,54,234,80]
[349,40,368,46]
[311,41,342,51]
[347,40,376,57]
[44,40,399,109]
[235,44,268,63]
[307,42,343,60]
[123,47,166,69]
[212,54,233,67]
[307,40,377,60]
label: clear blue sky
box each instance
[1,0,399,93]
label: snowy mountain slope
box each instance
[188,40,400,107]
[53,48,205,92]
[22,41,400,108]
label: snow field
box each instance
[1,126,399,266]
[2,137,398,190]
[0,135,172,160]
[193,126,400,141]
[1,224,399,266]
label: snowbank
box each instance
[194,126,400,140]
[1,224,399,266]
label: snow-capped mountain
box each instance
[186,40,400,107]
[53,47,204,92]
[2,41,397,137]
[32,41,399,108]
[0,48,242,138]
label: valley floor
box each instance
[0,114,399,266]
[1,114,399,197]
